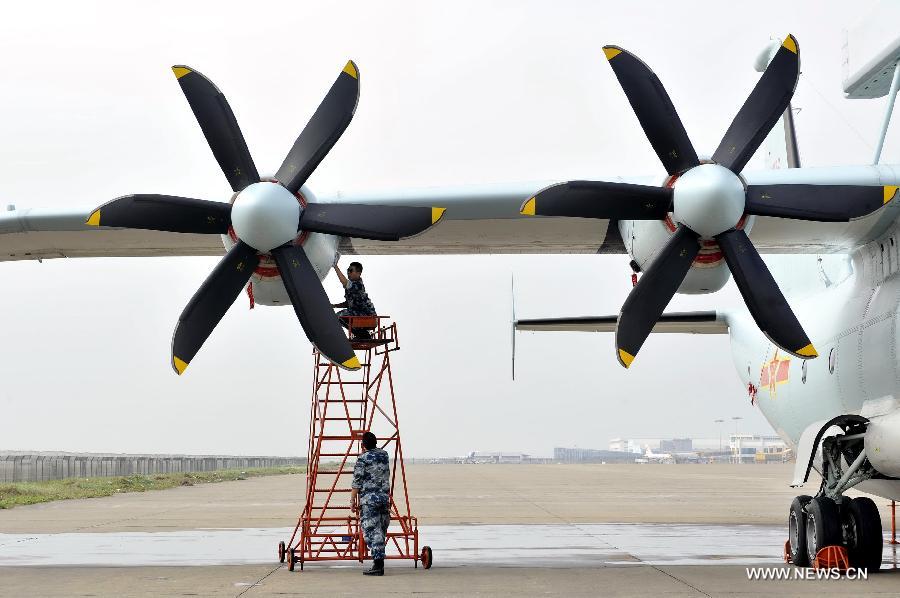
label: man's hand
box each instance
[350,488,359,512]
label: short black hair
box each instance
[362,431,377,450]
[348,261,363,273]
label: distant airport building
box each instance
[729,434,788,463]
[468,451,530,464]
[553,447,637,463]
[660,438,693,452]
[608,438,642,453]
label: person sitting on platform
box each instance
[351,431,391,576]
[331,260,377,340]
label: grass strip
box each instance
[0,466,305,510]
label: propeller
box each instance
[87,62,446,374]
[521,35,899,367]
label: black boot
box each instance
[363,558,384,576]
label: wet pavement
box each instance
[3,523,898,568]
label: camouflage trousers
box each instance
[360,504,390,560]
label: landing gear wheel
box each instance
[278,540,286,563]
[805,496,842,565]
[288,548,297,572]
[788,495,812,566]
[420,545,433,570]
[845,496,883,572]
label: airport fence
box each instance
[0,452,306,483]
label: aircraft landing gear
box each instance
[845,496,883,571]
[788,495,812,566]
[787,423,883,571]
[805,496,842,564]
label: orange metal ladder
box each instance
[277,316,432,571]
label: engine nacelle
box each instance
[864,405,900,477]
[221,184,340,306]
[619,214,756,295]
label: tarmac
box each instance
[1,464,899,596]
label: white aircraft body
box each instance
[640,447,673,463]
[2,12,899,569]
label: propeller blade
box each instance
[270,244,360,370]
[746,184,899,222]
[171,241,259,375]
[172,66,261,192]
[520,180,672,220]
[298,203,446,241]
[615,225,700,368]
[275,61,360,194]
[86,194,231,234]
[602,46,699,175]
[716,228,816,359]
[711,35,800,173]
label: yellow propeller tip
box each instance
[171,66,192,79]
[602,46,622,61]
[342,61,359,79]
[795,344,818,358]
[520,197,536,216]
[86,210,101,226]
[884,185,899,204]
[342,355,361,370]
[617,349,635,368]
[173,356,189,375]
[431,207,446,224]
[782,34,798,54]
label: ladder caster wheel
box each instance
[420,545,433,570]
[278,541,286,563]
[288,548,297,572]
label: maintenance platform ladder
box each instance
[277,316,432,571]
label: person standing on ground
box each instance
[331,260,377,339]
[351,431,391,576]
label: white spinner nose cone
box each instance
[230,182,301,252]
[672,164,745,238]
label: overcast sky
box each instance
[0,0,887,457]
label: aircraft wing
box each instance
[515,311,729,334]
[0,206,223,262]
[5,167,900,263]
[321,182,624,255]
[0,183,625,263]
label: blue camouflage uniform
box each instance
[352,447,391,560]
[337,279,376,319]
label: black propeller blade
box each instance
[275,62,360,194]
[711,36,799,173]
[86,61,447,374]
[602,46,699,176]
[519,35,870,367]
[746,184,899,222]
[716,228,816,359]
[171,241,259,375]
[86,194,231,234]
[521,181,672,220]
[299,203,446,241]
[615,225,700,368]
[271,244,360,370]
[173,66,260,192]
